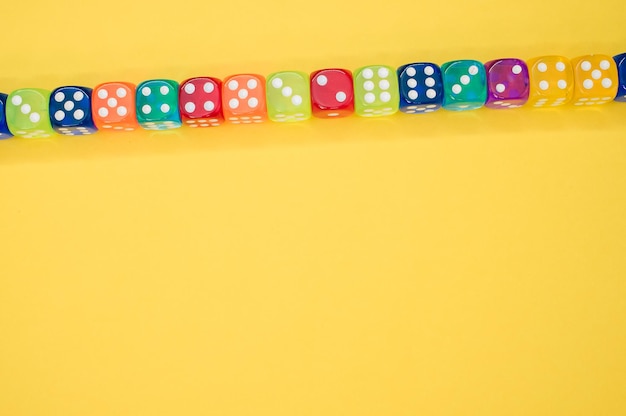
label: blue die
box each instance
[397,62,443,114]
[614,52,626,102]
[49,86,97,135]
[0,93,14,139]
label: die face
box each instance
[49,86,97,136]
[222,74,267,124]
[179,77,223,128]
[484,58,529,109]
[136,79,181,130]
[397,62,443,114]
[266,71,311,122]
[441,60,487,111]
[310,69,354,118]
[0,93,13,139]
[526,56,574,107]
[92,82,138,131]
[571,55,618,106]
[6,89,55,138]
[353,65,399,117]
[614,53,626,102]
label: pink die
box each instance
[484,58,529,109]
[179,77,224,127]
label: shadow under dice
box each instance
[613,53,626,102]
[6,89,55,138]
[92,82,138,131]
[49,86,97,135]
[266,71,311,122]
[571,55,618,106]
[222,74,267,124]
[354,65,399,117]
[441,60,487,111]
[526,56,574,107]
[484,58,529,109]
[136,80,182,130]
[0,93,13,139]
[310,68,354,118]
[179,77,223,127]
[397,62,443,114]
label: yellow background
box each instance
[1,0,626,414]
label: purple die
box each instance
[484,58,529,109]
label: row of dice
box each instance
[1,53,625,139]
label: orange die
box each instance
[571,54,619,106]
[526,56,574,107]
[92,82,139,131]
[221,74,267,124]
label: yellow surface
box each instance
[1,0,626,414]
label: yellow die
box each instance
[571,54,618,106]
[527,56,574,107]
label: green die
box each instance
[441,60,487,111]
[136,79,182,130]
[353,65,399,117]
[6,89,55,138]
[266,71,311,122]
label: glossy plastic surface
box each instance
[92,82,139,131]
[526,56,574,107]
[441,60,487,111]
[570,54,619,105]
[221,74,267,124]
[310,68,354,118]
[0,93,13,139]
[2,0,626,415]
[613,53,626,102]
[49,86,97,135]
[353,65,399,117]
[179,77,224,127]
[6,88,54,138]
[266,71,311,122]
[136,79,182,130]
[397,62,443,114]
[484,58,529,109]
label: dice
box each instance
[571,54,618,106]
[526,56,574,107]
[484,58,529,109]
[266,71,311,122]
[353,65,399,117]
[179,77,223,128]
[441,60,487,111]
[136,79,181,130]
[49,86,97,136]
[0,93,13,139]
[310,68,354,118]
[222,74,267,124]
[614,52,626,102]
[6,89,55,138]
[92,82,139,131]
[397,62,443,114]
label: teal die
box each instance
[353,65,399,116]
[136,79,181,130]
[441,60,487,111]
[266,71,311,122]
[6,89,55,138]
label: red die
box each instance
[310,68,354,118]
[179,77,223,128]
